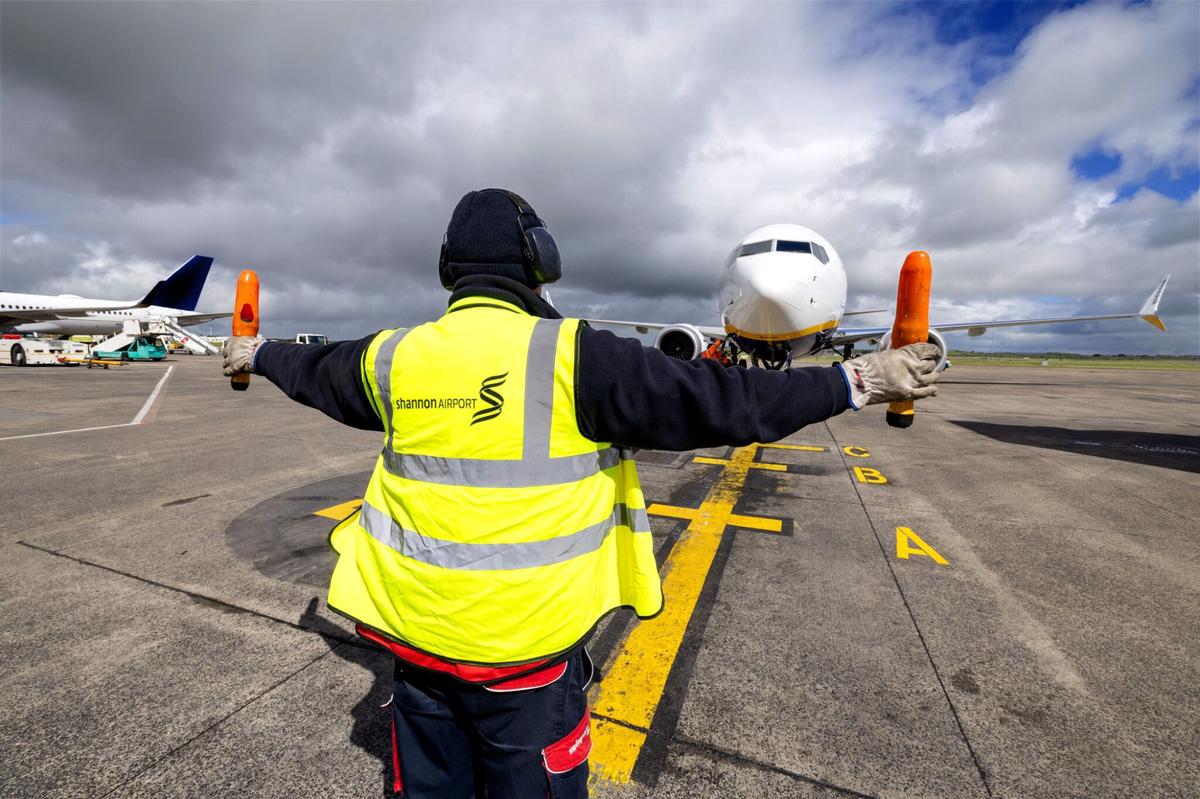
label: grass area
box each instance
[945,352,1199,370]
[796,351,1200,371]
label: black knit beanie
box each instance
[443,189,541,287]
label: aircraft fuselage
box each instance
[0,292,208,336]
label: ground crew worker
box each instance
[223,188,940,798]
[700,338,732,366]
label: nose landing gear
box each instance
[750,342,792,370]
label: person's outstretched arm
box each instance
[224,335,384,432]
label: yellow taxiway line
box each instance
[589,444,795,783]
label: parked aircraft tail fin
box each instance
[139,255,214,311]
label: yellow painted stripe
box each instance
[723,318,838,343]
[590,445,765,778]
[691,456,732,467]
[588,717,647,785]
[313,499,363,520]
[694,454,788,471]
[645,503,699,522]
[728,513,783,532]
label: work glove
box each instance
[222,336,264,377]
[838,342,941,410]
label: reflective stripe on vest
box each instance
[359,499,652,571]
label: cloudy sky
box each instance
[2,0,1197,354]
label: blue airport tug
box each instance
[93,335,168,362]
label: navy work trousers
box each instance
[388,650,593,798]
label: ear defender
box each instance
[439,234,454,290]
[524,225,561,285]
[501,191,562,286]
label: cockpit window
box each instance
[737,240,773,257]
[776,240,831,264]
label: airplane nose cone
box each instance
[722,251,845,347]
[735,258,814,335]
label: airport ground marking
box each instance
[0,364,174,442]
[843,445,870,458]
[313,499,363,520]
[590,442,815,783]
[895,526,949,565]
[853,465,888,484]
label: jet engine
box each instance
[654,324,706,360]
[876,327,949,372]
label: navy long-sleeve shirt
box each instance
[253,276,850,450]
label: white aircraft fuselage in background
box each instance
[1,296,218,336]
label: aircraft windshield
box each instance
[737,240,772,257]
[736,239,831,264]
[777,240,830,264]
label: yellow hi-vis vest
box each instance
[327,297,664,665]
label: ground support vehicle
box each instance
[0,336,91,366]
[93,335,168,362]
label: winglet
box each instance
[1139,274,1170,332]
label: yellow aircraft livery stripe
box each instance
[723,318,838,343]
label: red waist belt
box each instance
[356,625,567,690]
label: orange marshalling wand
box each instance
[230,270,259,392]
[886,251,932,429]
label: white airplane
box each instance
[0,255,230,337]
[593,223,1170,369]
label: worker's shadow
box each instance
[298,597,397,796]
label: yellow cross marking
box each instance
[645,502,783,533]
[589,443,794,783]
[692,455,788,472]
[312,499,363,520]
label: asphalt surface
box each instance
[1,356,1196,798]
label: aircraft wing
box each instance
[586,319,728,340]
[841,308,888,317]
[174,312,233,326]
[830,275,1170,347]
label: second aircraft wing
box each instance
[830,275,1170,347]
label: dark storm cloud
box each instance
[1,2,425,197]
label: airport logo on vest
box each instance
[471,372,508,425]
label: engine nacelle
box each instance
[876,327,948,372]
[654,324,706,360]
